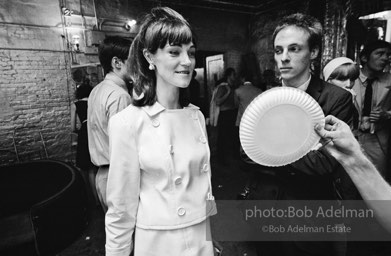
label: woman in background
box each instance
[70,80,99,206]
[214,67,239,163]
[323,56,360,129]
[323,57,359,92]
[105,7,216,256]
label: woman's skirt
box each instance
[134,218,214,256]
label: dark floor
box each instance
[57,155,257,256]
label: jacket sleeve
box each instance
[289,91,354,175]
[105,113,140,256]
[328,91,354,125]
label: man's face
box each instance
[364,47,391,73]
[274,26,318,87]
[228,72,236,86]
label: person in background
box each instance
[234,72,263,199]
[234,72,263,127]
[352,40,391,178]
[252,13,355,256]
[262,69,280,90]
[350,40,391,256]
[214,67,239,163]
[87,36,132,212]
[315,115,391,233]
[323,57,359,90]
[105,7,216,256]
[71,80,99,206]
[323,57,360,129]
[89,72,99,87]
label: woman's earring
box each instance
[149,63,155,70]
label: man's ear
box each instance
[111,56,122,70]
[143,49,154,65]
[310,47,319,60]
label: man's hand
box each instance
[314,115,362,162]
[369,109,388,123]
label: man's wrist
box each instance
[339,150,369,170]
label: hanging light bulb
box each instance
[125,19,137,31]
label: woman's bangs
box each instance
[333,70,350,80]
[332,63,359,81]
[158,23,192,48]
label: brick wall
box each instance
[0,49,73,165]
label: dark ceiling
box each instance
[146,0,302,14]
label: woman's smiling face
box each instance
[151,42,196,89]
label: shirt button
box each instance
[199,136,207,144]
[201,164,209,173]
[177,207,186,216]
[174,176,182,185]
[169,145,174,155]
[152,119,160,127]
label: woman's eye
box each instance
[274,49,282,54]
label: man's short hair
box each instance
[359,40,391,65]
[98,36,132,75]
[272,13,323,52]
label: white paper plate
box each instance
[239,87,325,167]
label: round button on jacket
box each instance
[174,176,182,185]
[177,207,186,216]
[199,136,207,144]
[201,164,209,173]
[151,119,160,127]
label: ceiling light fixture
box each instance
[125,19,137,31]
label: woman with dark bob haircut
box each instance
[105,7,216,256]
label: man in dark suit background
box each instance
[352,40,391,178]
[252,13,355,256]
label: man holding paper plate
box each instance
[244,13,356,256]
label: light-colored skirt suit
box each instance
[105,102,217,256]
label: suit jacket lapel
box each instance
[306,76,323,102]
[375,83,390,106]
